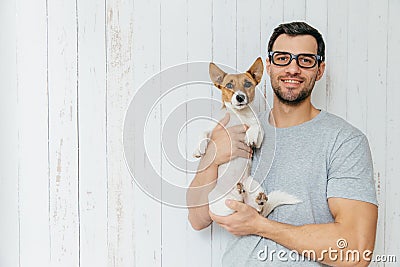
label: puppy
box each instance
[194,57,300,217]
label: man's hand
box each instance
[187,113,253,231]
[207,113,252,167]
[209,199,263,236]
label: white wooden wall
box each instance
[1,0,399,266]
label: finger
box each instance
[235,141,252,153]
[209,210,227,225]
[229,124,249,134]
[225,199,245,212]
[233,148,252,159]
[214,113,230,130]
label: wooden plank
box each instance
[326,0,348,118]
[212,0,237,69]
[77,0,108,266]
[159,0,190,266]
[131,0,162,265]
[0,0,19,266]
[47,0,79,265]
[211,1,238,266]
[305,0,328,110]
[237,0,264,113]
[346,0,368,133]
[261,0,284,109]
[283,0,306,22]
[186,0,213,266]
[385,0,400,260]
[237,0,261,68]
[105,0,136,265]
[15,0,50,266]
[366,0,389,263]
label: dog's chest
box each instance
[217,108,256,181]
[224,108,256,128]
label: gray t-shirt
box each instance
[221,110,377,266]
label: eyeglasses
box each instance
[268,51,324,69]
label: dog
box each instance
[194,57,301,217]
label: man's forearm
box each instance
[187,152,219,230]
[255,216,375,266]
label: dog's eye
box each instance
[244,81,252,88]
[225,83,233,89]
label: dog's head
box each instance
[209,57,263,110]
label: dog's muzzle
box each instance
[232,91,248,109]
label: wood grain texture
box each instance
[186,0,213,266]
[131,0,162,265]
[160,0,190,266]
[261,0,284,109]
[16,0,50,266]
[0,0,19,266]
[366,0,389,264]
[106,0,136,265]
[385,0,400,261]
[77,0,108,266]
[0,0,399,266]
[283,0,306,22]
[211,1,238,266]
[306,0,328,110]
[346,0,368,133]
[47,0,79,265]
[326,0,348,118]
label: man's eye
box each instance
[244,81,252,88]
[276,55,289,61]
[226,83,233,89]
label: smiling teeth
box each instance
[283,79,300,84]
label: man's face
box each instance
[266,34,325,106]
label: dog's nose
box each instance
[236,94,245,103]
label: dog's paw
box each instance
[245,126,260,147]
[193,148,203,158]
[255,192,268,214]
[193,131,210,158]
[236,182,246,195]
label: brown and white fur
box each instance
[194,57,300,217]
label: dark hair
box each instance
[267,21,325,61]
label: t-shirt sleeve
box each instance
[327,134,377,206]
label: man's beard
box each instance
[272,76,317,106]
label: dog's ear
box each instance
[247,57,263,85]
[209,62,226,88]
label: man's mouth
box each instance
[281,79,302,84]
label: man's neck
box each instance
[269,96,320,128]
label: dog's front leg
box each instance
[193,131,211,158]
[245,125,262,147]
[255,126,264,148]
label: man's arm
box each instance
[210,198,377,267]
[187,113,252,230]
[186,153,218,230]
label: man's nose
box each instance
[285,59,301,75]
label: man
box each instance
[187,22,377,266]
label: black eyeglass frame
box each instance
[267,51,325,69]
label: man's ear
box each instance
[247,57,263,85]
[265,57,271,76]
[209,62,226,87]
[315,61,326,81]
